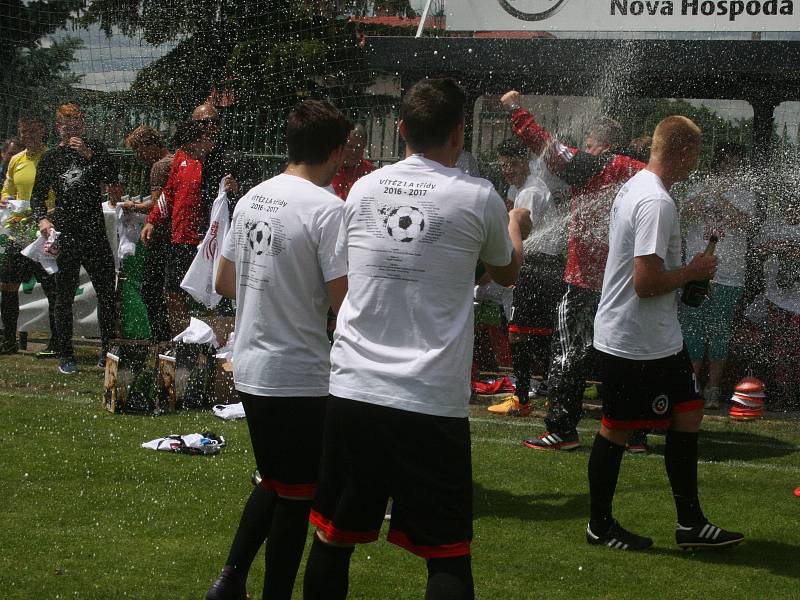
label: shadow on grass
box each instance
[647,539,800,580]
[645,429,797,462]
[473,481,588,522]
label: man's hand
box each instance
[0,197,9,209]
[686,253,718,281]
[69,137,92,161]
[39,217,54,237]
[140,222,154,244]
[121,200,136,213]
[508,207,533,239]
[500,90,521,111]
[223,174,240,195]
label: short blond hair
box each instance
[651,116,701,161]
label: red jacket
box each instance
[147,148,204,245]
[332,159,375,200]
[511,107,644,291]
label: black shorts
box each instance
[165,243,197,292]
[240,392,327,499]
[0,244,45,284]
[509,252,566,335]
[311,396,473,559]
[597,348,703,430]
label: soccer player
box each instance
[587,116,744,551]
[31,103,122,374]
[207,100,350,600]
[303,78,531,600]
[141,120,214,335]
[124,125,174,342]
[499,90,645,452]
[488,138,567,415]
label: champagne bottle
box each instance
[681,235,718,307]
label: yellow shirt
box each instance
[1,148,55,208]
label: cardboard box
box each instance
[213,358,236,405]
[103,343,153,413]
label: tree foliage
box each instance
[79,0,411,113]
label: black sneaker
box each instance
[586,520,653,551]
[523,430,580,451]
[205,565,246,600]
[0,339,18,355]
[676,521,744,549]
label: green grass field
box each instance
[2,348,799,599]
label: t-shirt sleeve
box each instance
[634,197,675,259]
[221,216,237,262]
[513,185,547,222]
[318,203,348,282]
[480,189,514,267]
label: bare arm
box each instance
[326,276,348,315]
[484,208,531,287]
[633,253,717,298]
[215,256,236,299]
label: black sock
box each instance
[665,430,706,526]
[263,497,312,599]
[511,338,534,404]
[303,535,354,600]
[588,433,626,534]
[225,485,276,580]
[425,556,474,600]
[1,291,20,343]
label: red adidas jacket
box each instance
[511,107,644,292]
[147,148,204,245]
[331,159,375,200]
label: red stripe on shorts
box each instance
[601,417,671,430]
[387,529,471,559]
[508,324,553,335]
[260,479,317,499]
[309,509,379,544]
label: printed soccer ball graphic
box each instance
[386,206,425,242]
[247,221,272,255]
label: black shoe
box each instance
[0,339,18,355]
[206,565,246,600]
[523,430,580,451]
[676,521,744,549]
[586,520,653,551]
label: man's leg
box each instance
[141,236,171,342]
[53,247,83,364]
[304,534,354,600]
[262,496,313,599]
[526,286,597,450]
[425,556,474,600]
[82,237,117,354]
[0,286,20,351]
[510,333,536,403]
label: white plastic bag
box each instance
[172,317,219,347]
[180,179,229,308]
[21,229,60,274]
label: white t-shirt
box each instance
[594,169,683,360]
[329,154,514,418]
[683,181,754,288]
[513,176,567,257]
[221,173,347,396]
[760,211,800,315]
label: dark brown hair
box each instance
[400,78,465,152]
[286,100,351,165]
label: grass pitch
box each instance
[1,348,799,599]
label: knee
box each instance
[671,408,703,432]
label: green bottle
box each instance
[681,235,718,307]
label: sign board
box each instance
[446,0,797,31]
